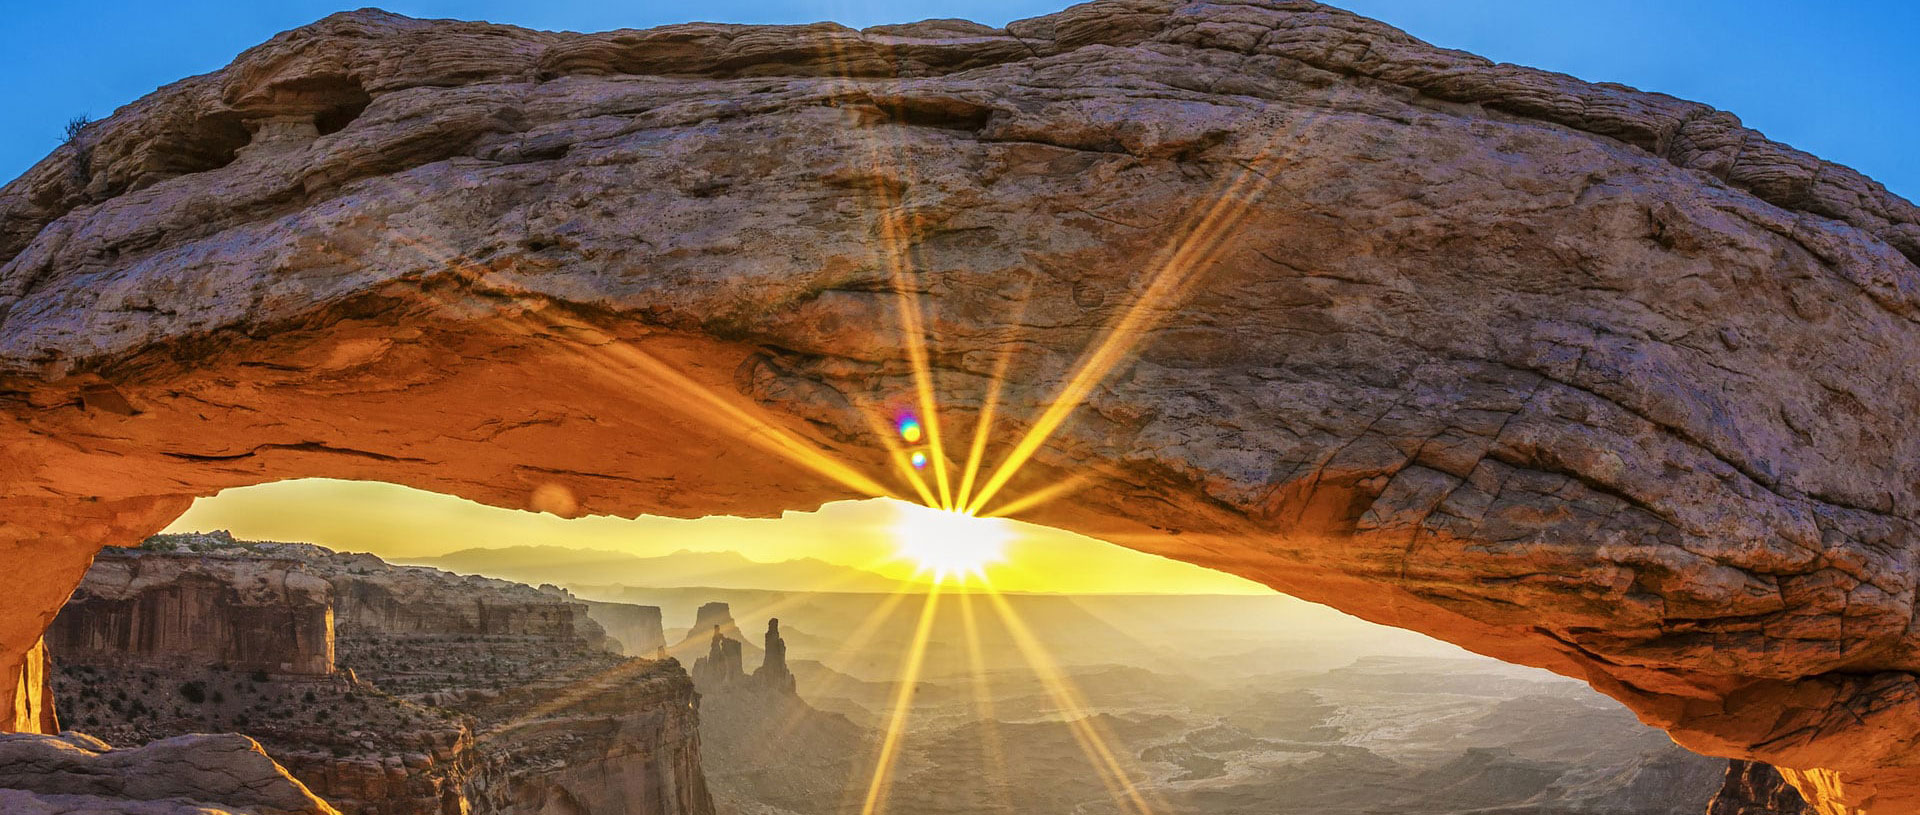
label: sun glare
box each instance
[891,501,1011,581]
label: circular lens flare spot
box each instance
[898,417,924,444]
[909,451,929,469]
[891,502,1011,581]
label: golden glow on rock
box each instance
[162,483,1271,595]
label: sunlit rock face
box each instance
[0,0,1916,811]
[47,537,336,676]
[46,533,714,815]
[0,731,340,815]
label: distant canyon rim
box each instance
[1,1,1916,814]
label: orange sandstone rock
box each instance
[1,2,1916,813]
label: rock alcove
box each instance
[2,2,1917,813]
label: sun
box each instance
[890,501,1012,582]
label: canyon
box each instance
[1,0,1916,812]
[619,581,1761,814]
[41,531,712,815]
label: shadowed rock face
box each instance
[0,1,1916,812]
[1712,760,1810,815]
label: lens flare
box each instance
[909,451,929,469]
[898,417,924,444]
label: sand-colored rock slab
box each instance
[1,1,1916,812]
[0,731,339,815]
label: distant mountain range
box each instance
[404,545,906,593]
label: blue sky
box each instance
[1,1,1913,200]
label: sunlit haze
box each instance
[162,479,1271,594]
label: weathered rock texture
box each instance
[48,533,710,815]
[460,662,713,815]
[1,1,1917,812]
[0,731,340,815]
[48,538,335,675]
[583,599,667,656]
[1712,760,1811,815]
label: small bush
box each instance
[251,669,270,683]
[63,114,89,144]
[178,681,207,704]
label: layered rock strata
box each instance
[48,538,335,675]
[582,599,668,656]
[2,1,1918,812]
[47,534,713,815]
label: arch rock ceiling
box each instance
[2,2,1917,812]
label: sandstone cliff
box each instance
[2,1,1917,812]
[48,534,713,815]
[49,538,335,675]
[583,599,667,656]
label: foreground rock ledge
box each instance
[1,2,1915,812]
[0,732,339,815]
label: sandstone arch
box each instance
[3,2,1917,812]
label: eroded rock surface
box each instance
[583,600,667,656]
[1,1,1917,812]
[0,731,339,815]
[1711,760,1811,815]
[49,533,712,815]
[48,537,336,675]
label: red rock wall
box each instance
[47,552,335,676]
